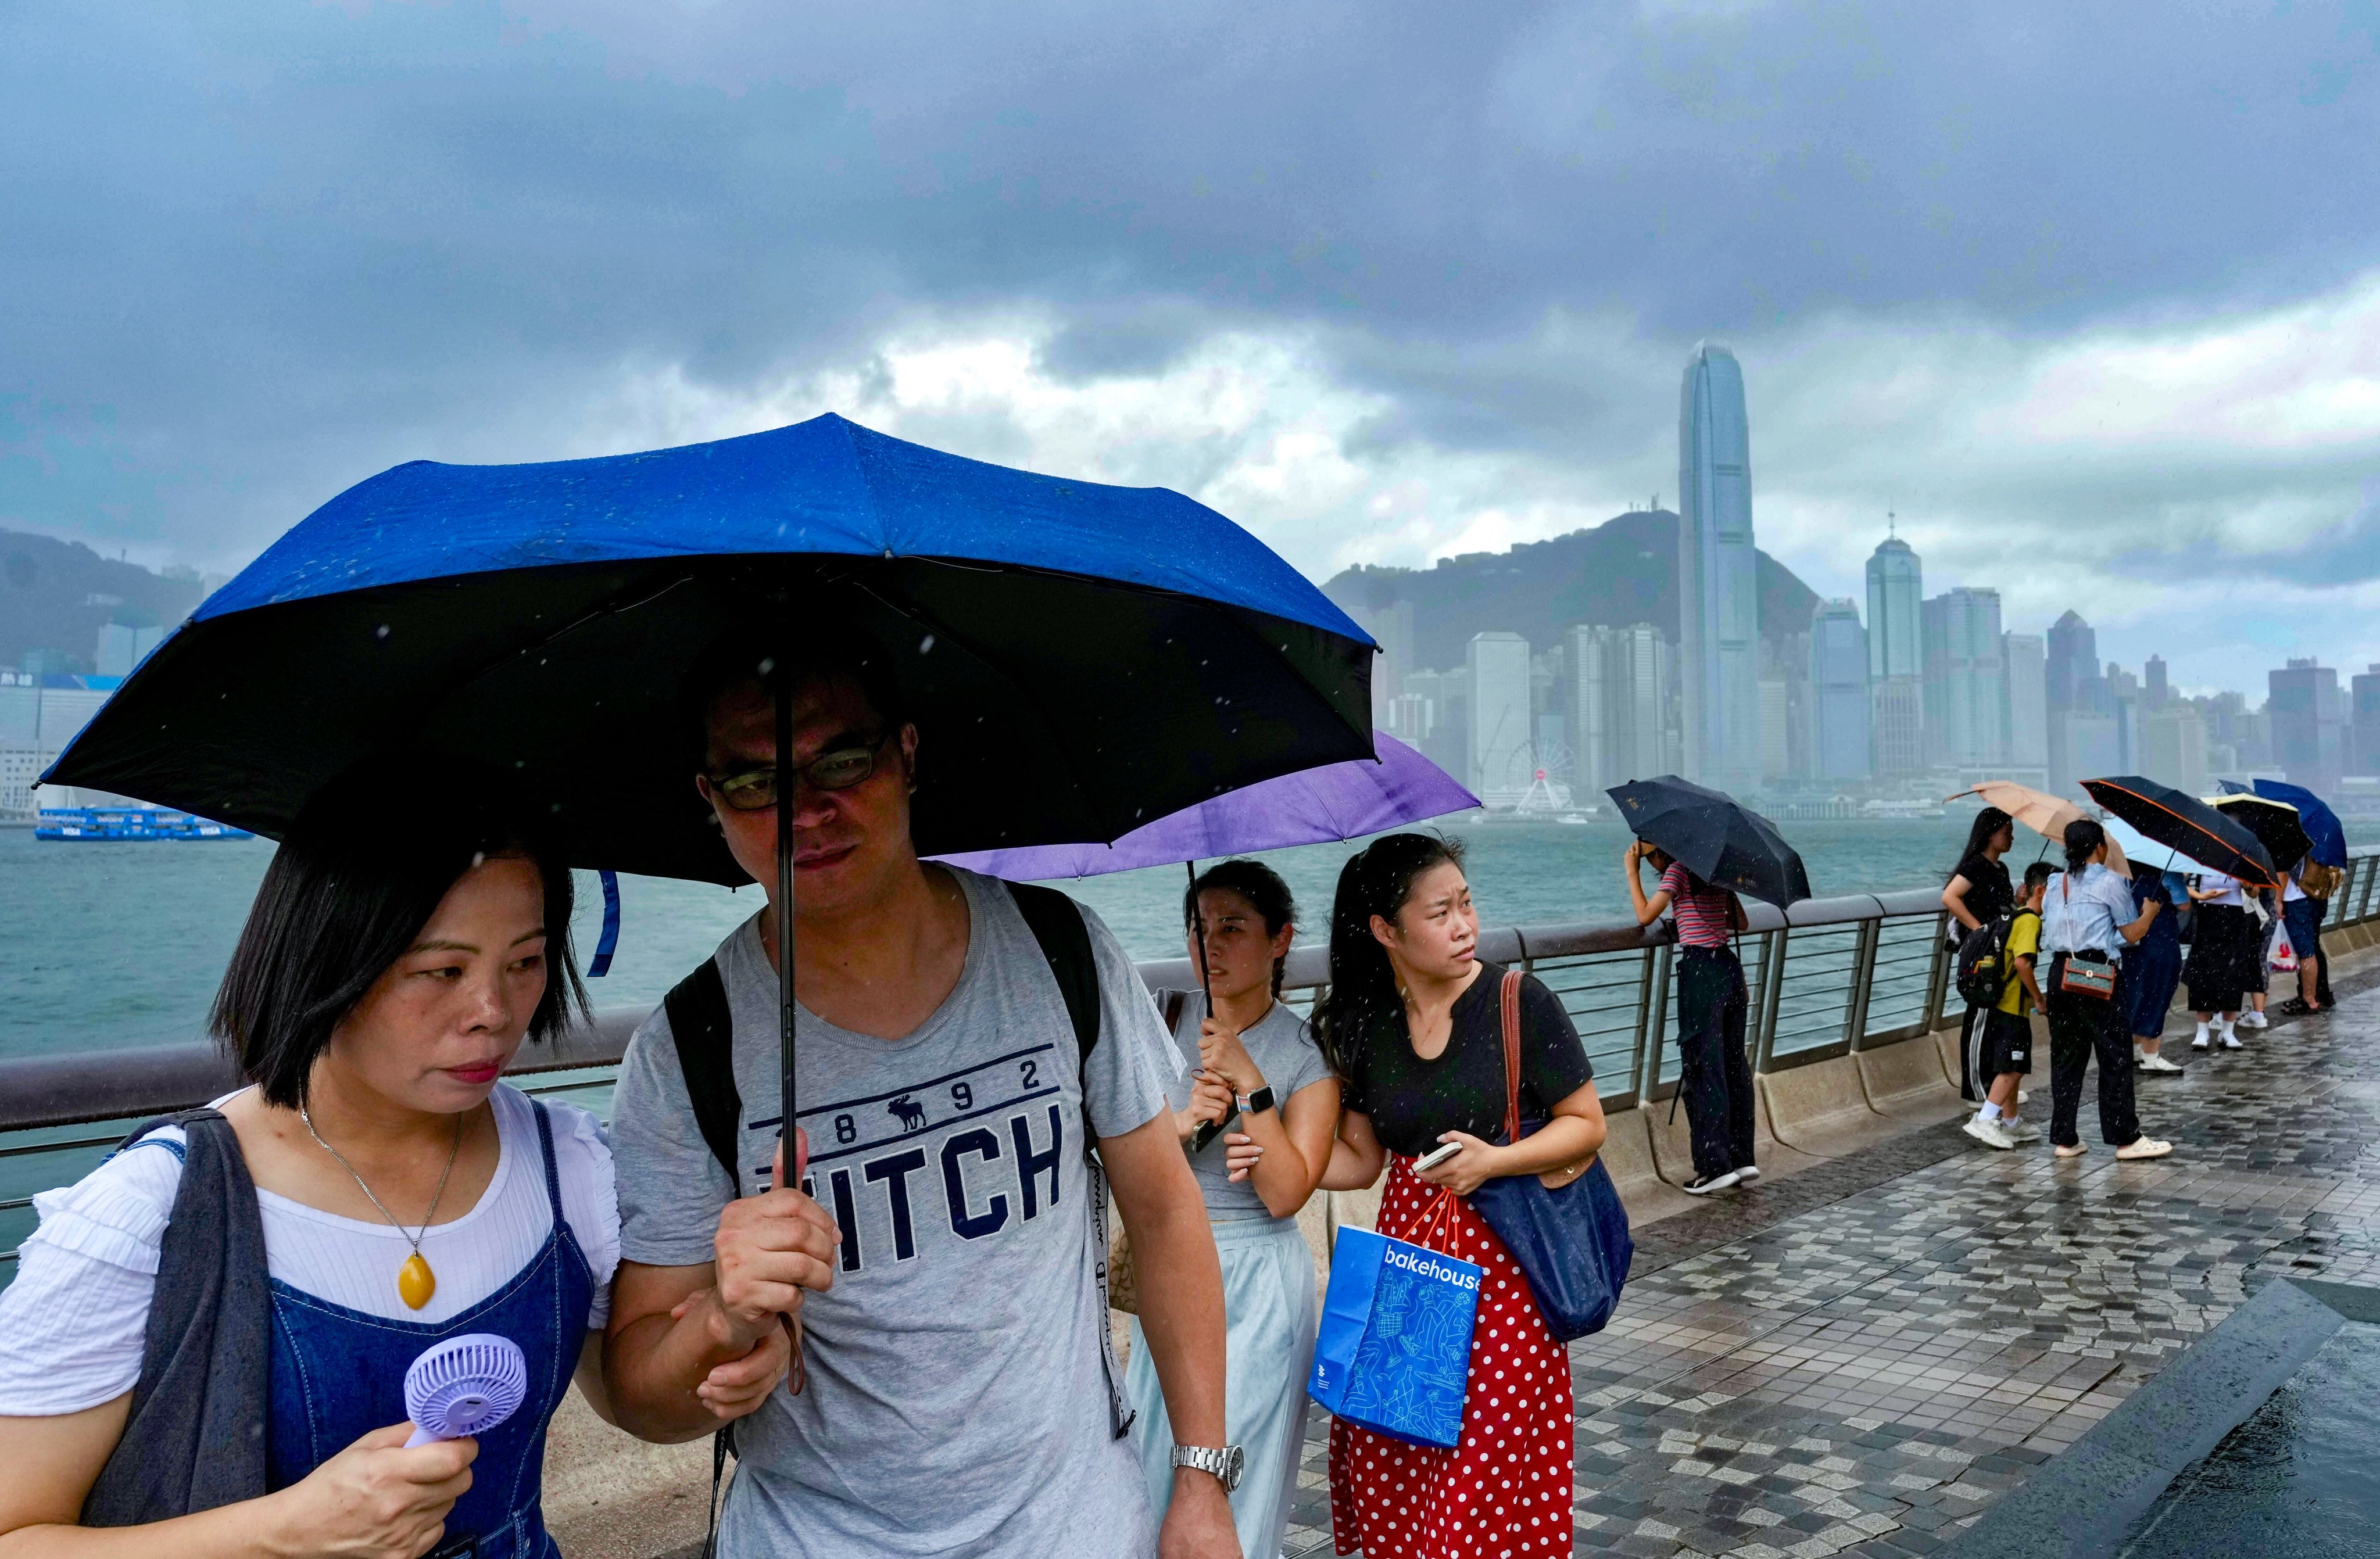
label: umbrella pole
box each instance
[776,664,797,1184]
[1187,861,1228,1153]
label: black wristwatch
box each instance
[1237,1085,1276,1116]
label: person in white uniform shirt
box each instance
[0,759,787,1559]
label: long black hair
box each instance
[2062,818,2106,875]
[209,755,590,1108]
[1184,859,1298,998]
[1312,832,1466,1075]
[1954,806,2014,873]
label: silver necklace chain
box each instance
[298,1102,464,1257]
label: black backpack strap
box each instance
[661,957,749,1559]
[1007,880,1102,1067]
[1161,988,1188,1035]
[664,958,744,1199]
[1001,880,1134,1440]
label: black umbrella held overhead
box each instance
[2208,793,2314,875]
[2080,776,2277,889]
[1605,775,1810,909]
[49,414,1377,1164]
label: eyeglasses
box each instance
[706,730,894,812]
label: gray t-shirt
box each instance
[1154,991,1335,1222]
[610,868,1176,1559]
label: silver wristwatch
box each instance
[1171,1443,1246,1492]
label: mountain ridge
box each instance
[1322,508,1821,671]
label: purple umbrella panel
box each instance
[932,734,1479,881]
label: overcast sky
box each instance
[5,1,2377,695]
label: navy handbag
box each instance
[1465,970,1634,1343]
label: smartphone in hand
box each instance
[1412,1141,1462,1174]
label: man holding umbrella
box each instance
[602,641,1240,1558]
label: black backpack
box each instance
[656,880,1132,1467]
[1953,910,2019,1009]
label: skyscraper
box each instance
[1864,537,1923,682]
[1864,536,1924,775]
[2045,611,2102,714]
[2353,665,2380,776]
[2045,610,2112,793]
[2002,633,2047,773]
[1677,343,1760,793]
[1809,599,1871,782]
[2145,654,2170,710]
[1566,622,1678,792]
[1920,587,2007,768]
[1465,632,1534,804]
[2269,658,2345,793]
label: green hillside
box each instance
[1322,508,1819,669]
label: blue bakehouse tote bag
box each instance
[1308,1191,1483,1449]
[1464,970,1634,1342]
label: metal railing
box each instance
[9,847,2379,1278]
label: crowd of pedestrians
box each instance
[0,625,2353,1559]
[1945,810,2343,1163]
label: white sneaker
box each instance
[1964,1116,2019,1151]
[2017,1090,2030,1106]
[2221,1030,2244,1050]
[1735,1163,1761,1182]
[2138,1053,2185,1074]
[2241,1009,2269,1030]
[2192,1032,2211,1049]
[2005,1119,2043,1144]
[1682,1169,1742,1195]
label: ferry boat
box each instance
[35,808,256,842]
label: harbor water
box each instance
[8,816,2377,1063]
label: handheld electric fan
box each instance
[402,1334,529,1447]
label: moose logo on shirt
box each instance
[763,1042,1073,1273]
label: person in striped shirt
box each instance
[1625,841,1756,1194]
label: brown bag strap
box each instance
[1500,969,1525,1146]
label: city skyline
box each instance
[4,7,2377,705]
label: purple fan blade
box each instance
[403,1332,529,1447]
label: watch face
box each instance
[1226,1445,1246,1487]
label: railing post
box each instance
[1753,927,1788,1070]
[1922,910,1953,1031]
[1629,944,1656,1103]
[1844,915,1881,1052]
[1643,941,1674,1099]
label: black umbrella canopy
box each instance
[1606,775,1811,908]
[2080,776,2277,888]
[47,417,1377,881]
[49,419,1377,1160]
[2208,794,2314,875]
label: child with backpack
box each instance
[1964,861,2053,1151]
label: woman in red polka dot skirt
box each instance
[1313,834,1608,1559]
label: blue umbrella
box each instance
[50,412,1375,1142]
[2247,779,2347,867]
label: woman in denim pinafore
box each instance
[0,761,789,1557]
[265,1098,592,1559]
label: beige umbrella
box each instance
[1945,781,2130,877]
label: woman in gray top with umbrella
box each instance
[2040,820,2171,1160]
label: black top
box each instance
[1339,962,1595,1157]
[1951,852,2015,926]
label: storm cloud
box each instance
[3,0,2377,690]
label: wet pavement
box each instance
[1283,958,2380,1558]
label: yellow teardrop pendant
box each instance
[398,1251,436,1310]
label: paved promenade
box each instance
[1282,957,2380,1558]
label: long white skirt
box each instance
[1126,1215,1318,1559]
